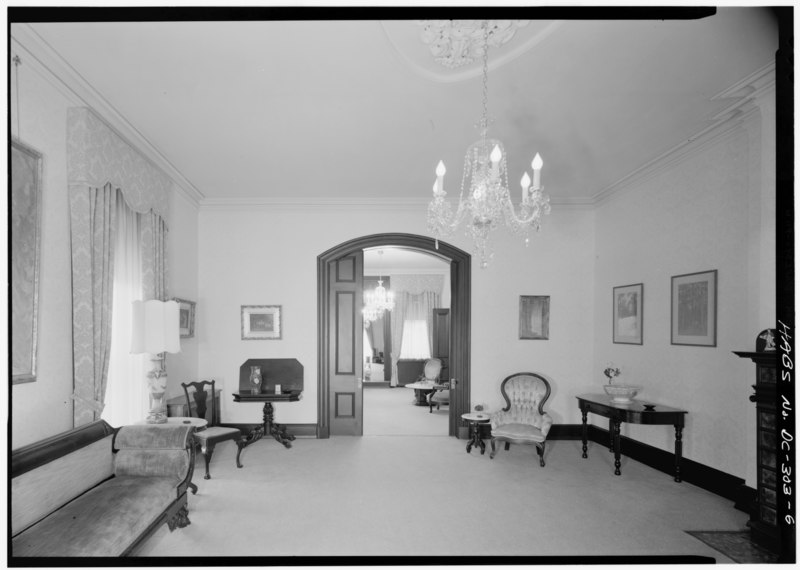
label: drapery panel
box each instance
[389,295,407,387]
[69,183,118,425]
[68,107,172,427]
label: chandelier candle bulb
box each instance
[520,172,531,203]
[490,145,502,177]
[532,153,543,190]
[436,161,446,193]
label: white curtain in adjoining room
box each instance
[398,291,439,360]
[102,194,147,427]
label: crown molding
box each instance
[593,62,775,205]
[11,24,205,208]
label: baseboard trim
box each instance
[551,424,746,502]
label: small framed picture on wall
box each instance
[519,295,550,340]
[612,283,643,345]
[173,298,196,338]
[242,305,282,340]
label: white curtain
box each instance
[101,194,148,427]
[398,291,439,359]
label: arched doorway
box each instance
[317,233,471,438]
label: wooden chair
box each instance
[489,372,553,467]
[181,380,245,479]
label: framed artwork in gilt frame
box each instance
[613,283,643,345]
[242,305,282,340]
[11,139,43,384]
[173,298,196,338]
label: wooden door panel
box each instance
[329,254,363,435]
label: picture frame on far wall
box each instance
[11,139,43,384]
[613,283,643,345]
[519,295,550,340]
[173,298,196,338]
[671,270,717,347]
[242,305,282,340]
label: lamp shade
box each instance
[131,300,181,354]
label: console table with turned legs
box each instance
[576,394,688,482]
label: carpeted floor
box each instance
[686,530,780,563]
[135,387,751,562]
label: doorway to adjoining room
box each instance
[362,247,450,436]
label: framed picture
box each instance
[612,283,643,345]
[671,270,717,347]
[11,139,43,384]
[519,296,550,340]
[173,298,196,338]
[242,305,282,340]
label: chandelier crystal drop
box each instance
[426,20,551,268]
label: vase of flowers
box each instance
[603,364,621,384]
[602,362,641,404]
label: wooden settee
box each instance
[11,420,195,557]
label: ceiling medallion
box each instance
[417,20,529,69]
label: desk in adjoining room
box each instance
[577,393,688,482]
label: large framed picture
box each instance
[242,305,282,340]
[11,139,43,384]
[519,295,550,340]
[671,270,717,347]
[173,298,196,338]
[613,283,643,345]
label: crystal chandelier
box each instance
[362,251,395,327]
[426,20,551,268]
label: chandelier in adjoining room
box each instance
[362,251,395,327]
[425,20,551,268]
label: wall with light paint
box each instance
[197,204,595,428]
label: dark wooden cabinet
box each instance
[734,350,780,553]
[432,308,450,382]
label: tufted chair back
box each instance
[489,372,553,467]
[492,373,551,430]
[421,358,442,382]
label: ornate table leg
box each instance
[263,402,295,449]
[613,419,622,476]
[581,407,588,458]
[674,424,684,482]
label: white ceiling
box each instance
[18,9,778,204]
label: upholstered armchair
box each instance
[489,372,553,467]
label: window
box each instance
[101,196,148,426]
[399,319,431,360]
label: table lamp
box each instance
[131,299,181,423]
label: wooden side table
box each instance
[461,412,491,455]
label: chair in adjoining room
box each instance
[427,360,449,414]
[489,372,553,467]
[181,380,246,479]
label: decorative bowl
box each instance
[603,384,642,404]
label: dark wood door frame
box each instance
[317,233,471,438]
